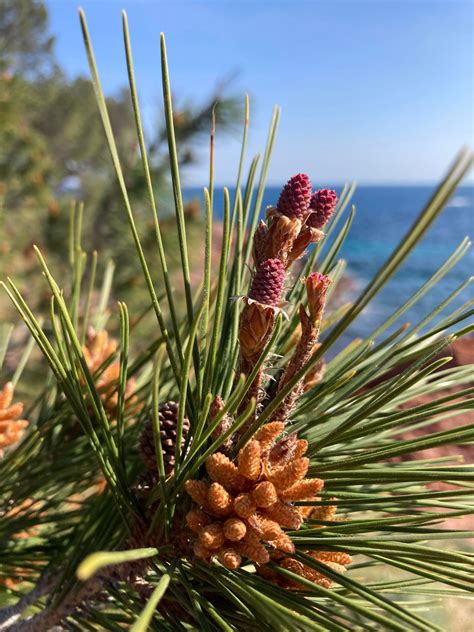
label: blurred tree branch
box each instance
[0,0,241,318]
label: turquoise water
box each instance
[185,184,473,345]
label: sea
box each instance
[184,184,473,350]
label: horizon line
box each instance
[184,180,474,189]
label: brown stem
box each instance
[7,567,123,632]
[270,306,319,423]
[238,357,265,431]
[0,575,54,630]
[4,552,150,632]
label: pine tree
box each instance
[0,8,473,631]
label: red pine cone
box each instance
[139,401,190,475]
[276,174,312,220]
[308,189,337,229]
[249,259,285,307]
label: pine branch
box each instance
[1,6,472,631]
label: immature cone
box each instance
[139,401,190,476]
[308,189,338,229]
[239,258,285,365]
[277,174,312,220]
[249,258,286,307]
[0,382,28,451]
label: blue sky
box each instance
[46,0,473,186]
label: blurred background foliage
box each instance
[0,0,240,330]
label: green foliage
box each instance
[0,7,473,632]
[0,0,55,78]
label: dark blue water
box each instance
[185,185,473,346]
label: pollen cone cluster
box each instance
[83,327,140,421]
[183,422,349,589]
[0,382,28,452]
